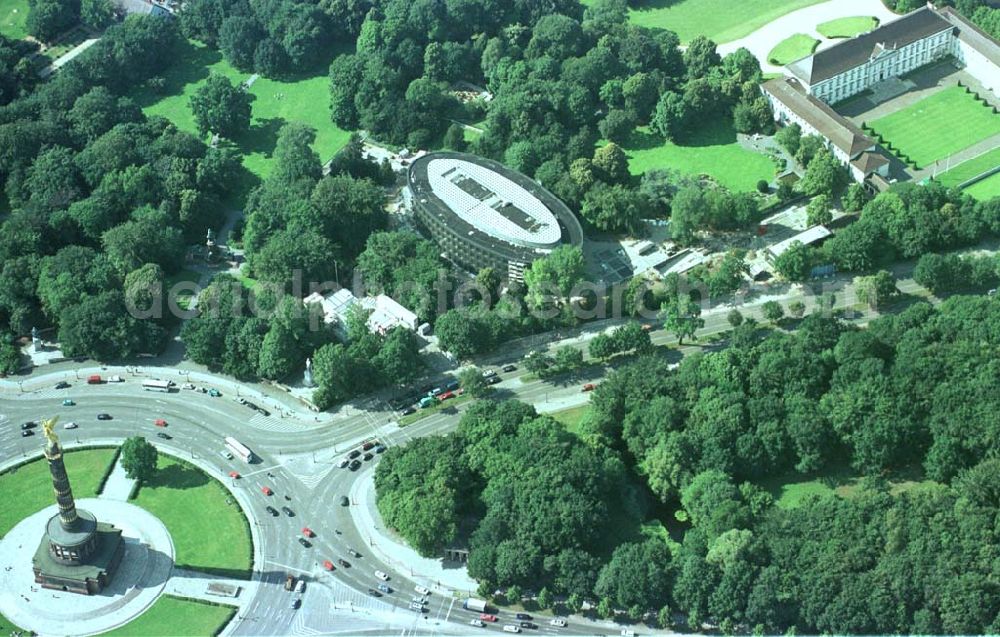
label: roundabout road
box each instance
[0,369,636,637]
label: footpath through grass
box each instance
[0,447,118,538]
[816,16,878,38]
[868,86,1000,167]
[131,455,252,577]
[0,0,28,40]
[134,39,352,186]
[767,33,820,66]
[102,595,236,637]
[580,0,826,44]
[621,119,776,191]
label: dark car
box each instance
[282,506,295,517]
[362,441,376,451]
[401,407,416,416]
[156,432,171,440]
[348,548,361,558]
[363,452,373,461]
[349,459,362,471]
[367,588,382,597]
[265,506,278,516]
[21,430,34,437]
[20,421,35,430]
[486,376,501,385]
[97,413,112,420]
[55,381,71,389]
[338,559,350,568]
[298,537,312,548]
[519,621,537,629]
[420,384,434,394]
[258,408,271,417]
[291,598,301,610]
[375,444,387,454]
[515,613,533,621]
[340,496,349,507]
[502,364,517,373]
[348,449,361,459]
[445,380,460,391]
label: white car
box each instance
[412,596,427,605]
[502,626,521,634]
[338,459,349,468]
[374,570,389,581]
[182,383,196,390]
[620,630,636,637]
[294,579,306,593]
[549,618,567,627]
[470,619,485,627]
[63,422,78,430]
[414,585,430,595]
[482,369,497,378]
[220,450,233,461]
[107,375,124,383]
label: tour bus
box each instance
[141,379,172,392]
[224,436,256,464]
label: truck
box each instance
[87,374,102,384]
[463,599,488,613]
[419,396,435,408]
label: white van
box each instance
[294,579,305,593]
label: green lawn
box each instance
[134,39,352,185]
[165,268,203,310]
[549,404,590,437]
[0,447,118,538]
[102,596,236,637]
[0,611,27,636]
[131,455,252,577]
[868,86,1000,168]
[767,33,820,66]
[936,147,1000,188]
[0,0,28,40]
[580,0,826,44]
[965,172,1000,201]
[759,464,938,509]
[621,120,776,191]
[816,16,879,38]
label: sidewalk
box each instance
[100,458,136,501]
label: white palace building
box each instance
[762,5,1000,188]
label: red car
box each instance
[323,560,335,571]
[302,527,315,538]
[582,383,596,392]
[438,391,454,401]
[154,418,168,427]
[229,471,241,479]
[261,486,273,496]
[480,614,498,622]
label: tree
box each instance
[458,367,491,397]
[761,300,784,323]
[27,0,80,42]
[773,240,814,281]
[581,184,650,234]
[788,300,806,318]
[599,109,636,144]
[661,294,704,345]
[651,90,688,141]
[806,194,833,226]
[443,123,467,151]
[854,270,897,310]
[595,539,672,610]
[218,16,262,71]
[524,245,585,308]
[81,0,115,29]
[120,436,159,483]
[913,253,958,295]
[537,586,552,610]
[190,73,253,139]
[272,123,321,183]
[774,122,801,156]
[842,182,868,212]
[592,142,630,184]
[727,309,743,328]
[799,148,846,196]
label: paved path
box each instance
[100,457,137,501]
[718,0,898,73]
[38,37,99,78]
[916,131,1000,181]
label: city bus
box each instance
[224,436,255,463]
[141,379,172,392]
